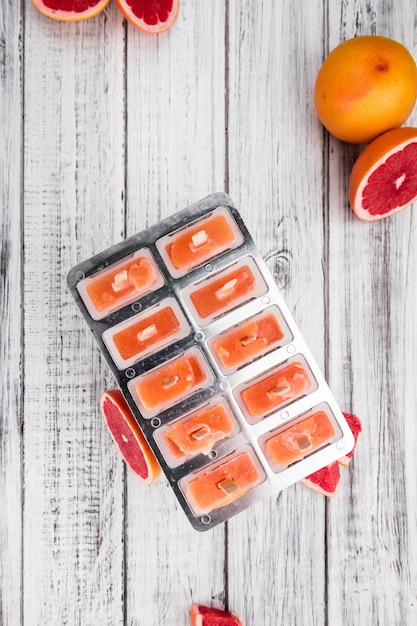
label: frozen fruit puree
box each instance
[86,256,158,312]
[240,361,312,418]
[163,403,235,458]
[112,305,181,361]
[213,312,285,369]
[135,352,209,411]
[265,410,336,467]
[167,213,238,270]
[190,264,256,319]
[184,451,261,515]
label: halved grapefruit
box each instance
[190,604,243,626]
[31,0,110,21]
[349,127,417,220]
[301,461,341,497]
[338,412,362,467]
[115,0,179,33]
[100,389,161,484]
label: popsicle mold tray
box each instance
[67,193,354,531]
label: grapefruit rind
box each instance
[338,412,362,466]
[190,604,243,626]
[115,0,179,34]
[31,0,110,21]
[100,389,161,484]
[349,127,417,221]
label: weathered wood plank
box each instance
[0,2,23,625]
[327,2,417,625]
[23,4,126,624]
[123,1,228,623]
[226,2,329,624]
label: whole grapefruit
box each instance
[314,36,417,144]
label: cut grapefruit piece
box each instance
[100,389,161,484]
[31,0,110,21]
[190,604,243,626]
[349,127,417,220]
[301,461,341,497]
[338,412,362,466]
[115,0,179,33]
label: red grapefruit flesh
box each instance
[31,0,110,21]
[190,604,243,626]
[338,412,362,467]
[349,127,417,220]
[100,389,161,484]
[301,461,341,497]
[115,0,179,33]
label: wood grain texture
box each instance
[123,3,228,624]
[22,4,126,625]
[227,2,328,624]
[0,2,23,625]
[326,2,417,625]
[1,0,417,624]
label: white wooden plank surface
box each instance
[326,2,417,625]
[1,2,23,625]
[1,0,417,624]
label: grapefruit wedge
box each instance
[31,0,110,21]
[190,604,242,626]
[301,461,341,497]
[100,389,161,484]
[349,127,417,220]
[338,412,362,467]
[115,0,179,33]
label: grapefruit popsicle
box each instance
[132,349,214,415]
[103,299,189,368]
[162,401,236,460]
[186,258,268,324]
[211,309,288,371]
[158,208,243,275]
[264,409,337,468]
[239,359,315,420]
[77,249,164,320]
[183,450,263,516]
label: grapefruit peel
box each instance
[115,0,179,33]
[301,412,362,497]
[31,0,110,21]
[100,389,161,484]
[190,604,243,626]
[349,127,417,221]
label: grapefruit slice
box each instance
[338,412,362,466]
[349,127,417,220]
[190,604,243,626]
[301,461,341,497]
[115,0,179,33]
[100,389,161,484]
[31,0,110,21]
